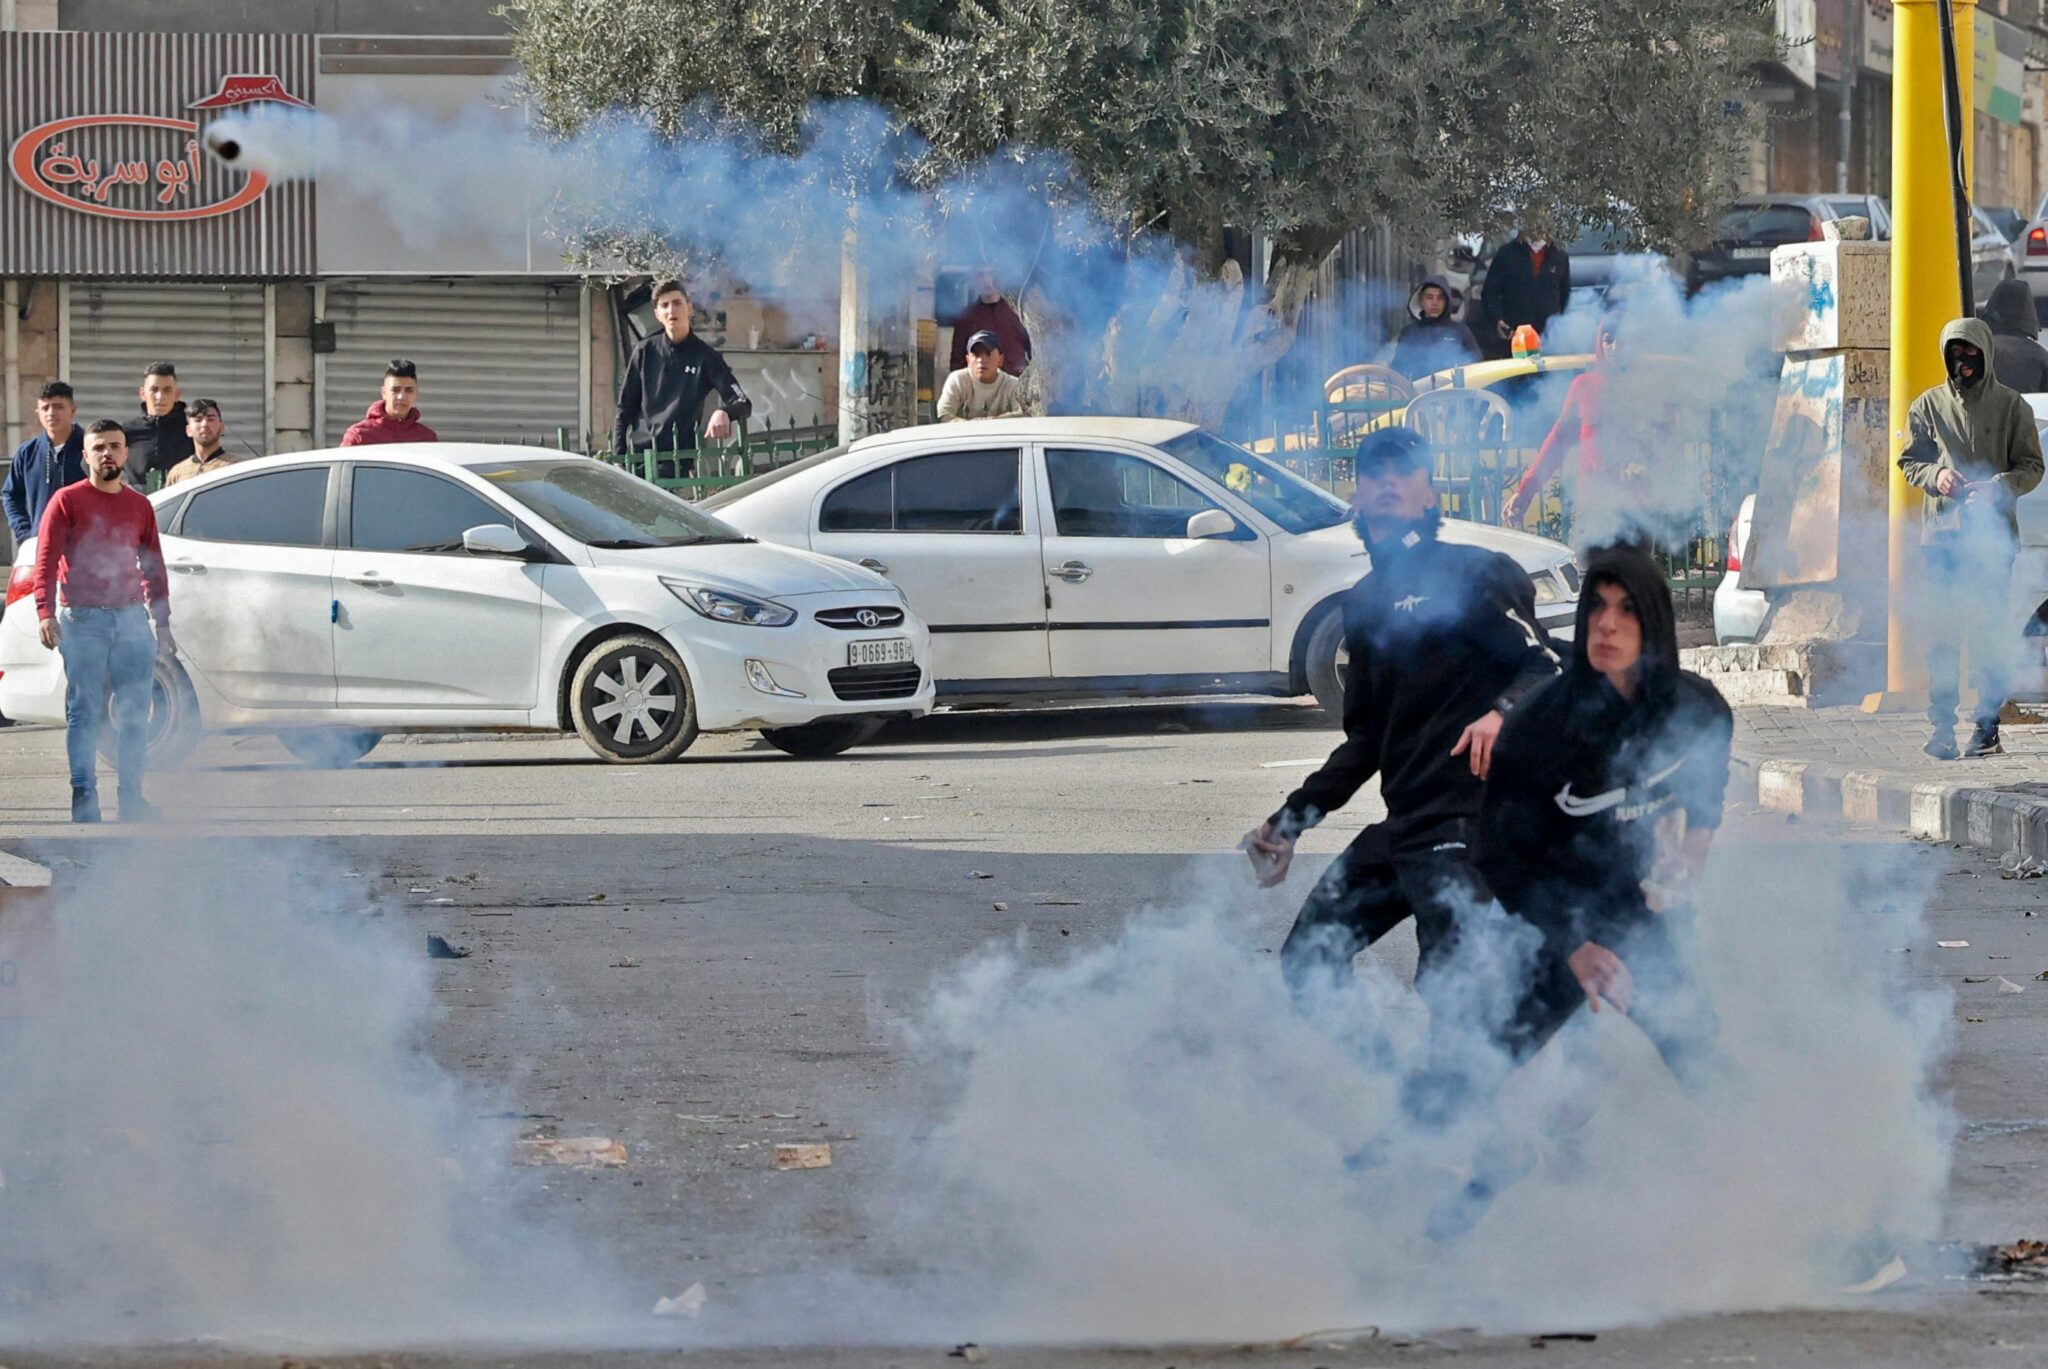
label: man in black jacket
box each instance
[612,279,754,479]
[1246,428,1560,1001]
[122,361,192,488]
[1479,222,1572,360]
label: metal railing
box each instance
[1270,441,1733,616]
[521,415,841,500]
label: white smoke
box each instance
[895,840,1950,1340]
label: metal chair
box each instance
[1402,388,1514,522]
[1321,364,1414,446]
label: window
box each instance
[818,450,1021,533]
[475,459,747,547]
[1158,430,1346,533]
[1046,448,1229,539]
[351,467,507,554]
[179,466,329,547]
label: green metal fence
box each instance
[1273,442,1733,618]
[520,416,841,501]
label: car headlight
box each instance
[662,578,797,627]
[1529,569,1566,606]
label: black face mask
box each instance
[1947,342,1986,388]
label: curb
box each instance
[1730,751,2048,860]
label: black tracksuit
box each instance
[1273,516,1559,994]
[122,403,193,488]
[1476,545,1733,1076]
[611,330,754,475]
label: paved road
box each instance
[0,704,2044,1366]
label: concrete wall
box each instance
[56,0,507,32]
[2,279,60,452]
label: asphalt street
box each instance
[0,703,2046,1367]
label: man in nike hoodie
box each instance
[1476,543,1733,1076]
[1246,428,1560,1000]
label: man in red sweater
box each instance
[948,265,1032,377]
[35,419,174,823]
[341,358,438,446]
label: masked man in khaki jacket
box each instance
[1900,317,2045,759]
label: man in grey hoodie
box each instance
[1900,317,2045,759]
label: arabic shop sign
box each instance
[7,73,309,222]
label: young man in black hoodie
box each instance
[1389,276,1482,381]
[612,279,754,480]
[1412,545,1733,1238]
[1246,428,1560,1002]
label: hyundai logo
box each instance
[856,609,882,629]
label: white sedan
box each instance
[0,446,933,765]
[703,418,1579,715]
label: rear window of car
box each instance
[819,450,1022,533]
[178,466,329,547]
[1715,205,1817,243]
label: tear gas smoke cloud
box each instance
[205,98,1301,421]
[0,845,638,1348]
[893,841,1950,1340]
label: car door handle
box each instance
[857,557,889,574]
[168,560,206,575]
[347,572,394,588]
[1050,560,1093,582]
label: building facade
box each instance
[0,2,840,468]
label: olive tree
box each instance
[508,0,1777,420]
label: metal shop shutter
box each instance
[320,280,582,447]
[66,283,268,442]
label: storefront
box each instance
[0,30,603,458]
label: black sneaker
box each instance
[1924,731,1960,761]
[70,787,100,824]
[118,793,159,823]
[1964,725,2004,758]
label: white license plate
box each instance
[1731,246,1773,259]
[848,638,914,667]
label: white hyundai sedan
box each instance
[0,446,933,765]
[703,418,1579,715]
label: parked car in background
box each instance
[704,418,1581,718]
[1712,494,1767,645]
[1984,205,2027,244]
[1687,194,1843,293]
[0,448,933,765]
[1561,218,1674,307]
[1973,206,2017,306]
[2011,194,2048,320]
[1823,194,1891,238]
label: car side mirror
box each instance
[463,523,532,558]
[1185,508,1240,540]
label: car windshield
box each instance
[1158,430,1349,533]
[471,459,751,548]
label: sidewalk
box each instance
[1731,707,2048,860]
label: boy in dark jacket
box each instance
[612,279,753,478]
[1979,279,2048,394]
[1245,428,1560,1002]
[3,381,85,544]
[1389,276,1483,381]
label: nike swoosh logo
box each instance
[1554,758,1685,817]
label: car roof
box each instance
[847,417,1199,451]
[1726,192,1835,212]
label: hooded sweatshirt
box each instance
[341,400,438,447]
[1476,545,1732,953]
[1388,276,1483,381]
[1899,317,2044,542]
[1980,279,2048,394]
[1269,512,1560,856]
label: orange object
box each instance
[1510,325,1542,359]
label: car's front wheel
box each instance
[759,716,883,758]
[279,729,381,767]
[1304,606,1348,720]
[569,633,698,763]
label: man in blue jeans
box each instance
[33,420,174,823]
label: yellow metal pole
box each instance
[1872,0,1977,709]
